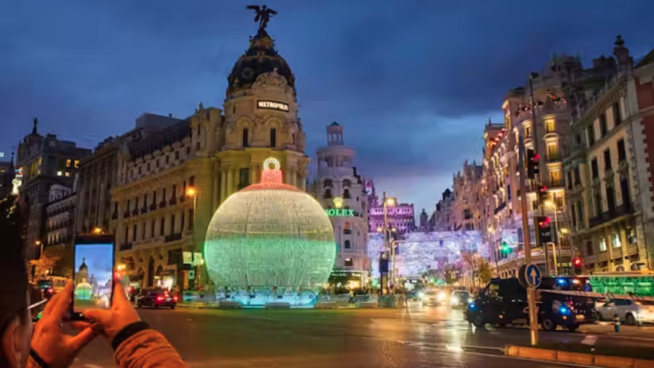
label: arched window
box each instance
[270,128,277,148]
[342,179,352,187]
[343,222,352,235]
[344,240,351,249]
[323,179,333,188]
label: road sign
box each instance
[525,264,542,288]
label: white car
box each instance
[423,290,447,306]
[596,298,654,325]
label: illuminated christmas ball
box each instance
[74,282,92,300]
[204,158,336,295]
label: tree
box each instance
[478,261,493,285]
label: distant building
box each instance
[312,122,370,284]
[367,181,416,233]
[15,118,91,269]
[432,189,454,231]
[41,181,77,277]
[418,208,430,232]
[451,159,483,231]
[0,153,15,200]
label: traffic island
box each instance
[505,344,654,368]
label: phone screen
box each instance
[71,236,115,317]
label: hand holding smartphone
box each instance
[70,235,116,320]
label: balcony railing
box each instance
[112,212,118,220]
[179,195,186,203]
[123,211,130,218]
[131,208,138,216]
[588,203,633,228]
[141,207,148,214]
[159,201,167,209]
[169,197,177,206]
[164,233,183,243]
[119,242,133,251]
[149,203,157,211]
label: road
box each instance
[70,303,654,367]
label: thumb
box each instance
[82,309,110,324]
[112,282,131,308]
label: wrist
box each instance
[29,348,51,368]
[111,321,150,351]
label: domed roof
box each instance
[226,29,296,96]
[79,258,87,271]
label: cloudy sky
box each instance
[1,1,652,214]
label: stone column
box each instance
[226,169,234,198]
[220,168,227,204]
[291,168,297,187]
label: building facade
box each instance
[451,160,483,231]
[15,119,91,266]
[110,27,309,290]
[565,37,654,272]
[367,181,416,233]
[314,122,370,283]
[0,154,15,199]
[41,181,78,277]
[432,189,454,231]
[75,113,183,236]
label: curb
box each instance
[504,345,654,368]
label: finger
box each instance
[70,321,91,331]
[82,309,110,325]
[67,326,98,353]
[112,282,130,310]
[42,291,61,318]
[50,281,74,323]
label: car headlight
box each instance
[451,297,459,304]
[417,292,424,298]
[468,298,474,303]
[438,292,446,301]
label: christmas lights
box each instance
[204,158,336,306]
[368,231,482,278]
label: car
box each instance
[450,290,471,308]
[423,290,447,306]
[596,299,654,325]
[136,291,178,309]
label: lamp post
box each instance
[380,193,396,292]
[186,187,198,290]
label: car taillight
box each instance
[173,296,178,301]
[157,297,164,301]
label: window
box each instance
[599,237,607,252]
[627,228,636,244]
[599,114,607,137]
[151,220,155,237]
[162,188,166,202]
[525,126,532,137]
[153,191,157,205]
[344,258,353,266]
[574,167,581,185]
[545,119,555,133]
[591,158,599,179]
[171,215,176,234]
[66,159,71,168]
[613,102,621,125]
[175,151,180,160]
[604,149,612,171]
[74,160,80,168]
[189,209,194,230]
[586,241,594,255]
[549,170,561,187]
[239,168,250,188]
[132,224,137,242]
[270,128,277,148]
[587,125,595,146]
[547,143,559,161]
[617,139,626,162]
[172,185,177,198]
[594,192,602,216]
[242,129,249,147]
[160,218,164,235]
[57,171,62,176]
[180,212,185,232]
[577,201,584,225]
[567,171,573,189]
[142,222,147,240]
[344,240,351,249]
[189,176,196,186]
[612,233,622,248]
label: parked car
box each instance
[136,291,178,309]
[596,299,654,325]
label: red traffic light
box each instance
[539,185,547,192]
[539,216,550,227]
[573,258,582,266]
[533,153,540,161]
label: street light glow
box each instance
[187,188,196,196]
[385,197,396,206]
[93,227,102,234]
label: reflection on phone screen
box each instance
[73,243,114,311]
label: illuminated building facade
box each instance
[15,118,91,267]
[564,37,654,272]
[41,181,78,277]
[451,160,483,231]
[110,26,309,290]
[75,113,181,236]
[367,180,416,233]
[313,122,369,284]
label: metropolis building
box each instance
[313,122,370,285]
[110,26,309,290]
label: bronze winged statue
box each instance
[246,5,277,30]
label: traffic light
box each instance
[573,258,583,275]
[501,241,510,253]
[537,183,548,204]
[536,216,552,244]
[527,149,540,179]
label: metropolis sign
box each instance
[257,100,289,112]
[325,209,354,217]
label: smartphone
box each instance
[70,235,116,320]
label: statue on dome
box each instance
[246,4,277,30]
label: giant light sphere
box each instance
[205,158,336,298]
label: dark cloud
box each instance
[0,0,652,209]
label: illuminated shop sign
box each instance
[325,208,354,217]
[257,100,289,112]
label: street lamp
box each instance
[93,227,103,235]
[186,187,199,289]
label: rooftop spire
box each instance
[31,118,38,135]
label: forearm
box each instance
[113,322,188,368]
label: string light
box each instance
[204,157,336,306]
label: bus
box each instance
[586,271,654,297]
[36,276,68,293]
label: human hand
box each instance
[31,281,100,368]
[84,282,140,342]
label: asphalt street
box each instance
[69,302,654,368]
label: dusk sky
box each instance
[75,243,114,285]
[2,1,653,213]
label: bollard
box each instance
[613,314,620,333]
